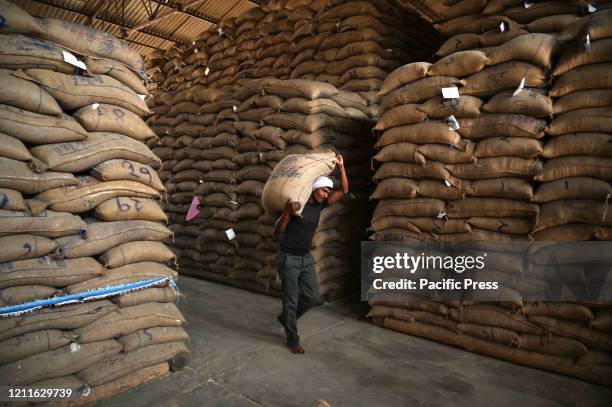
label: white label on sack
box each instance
[198,179,203,184]
[524,0,534,8]
[441,87,460,99]
[499,22,505,32]
[588,4,597,13]
[205,67,210,76]
[91,103,100,110]
[70,343,81,352]
[192,41,196,45]
[436,211,447,219]
[194,48,199,53]
[225,228,236,240]
[62,50,87,70]
[336,22,340,29]
[586,34,591,50]
[232,105,238,112]
[512,77,525,96]
[138,94,146,100]
[447,115,460,130]
[444,179,452,187]
[217,27,223,36]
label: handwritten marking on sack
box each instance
[121,160,153,184]
[22,242,32,256]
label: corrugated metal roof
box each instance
[7,0,258,56]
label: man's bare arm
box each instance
[328,154,349,206]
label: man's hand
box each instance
[336,154,344,168]
[283,200,301,216]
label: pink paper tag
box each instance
[186,196,200,221]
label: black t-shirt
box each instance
[280,200,328,256]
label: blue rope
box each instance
[0,277,173,318]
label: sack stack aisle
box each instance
[0,1,189,401]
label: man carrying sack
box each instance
[273,154,349,354]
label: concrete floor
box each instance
[100,276,612,407]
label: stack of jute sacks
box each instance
[230,78,373,300]
[0,0,188,400]
[146,85,241,284]
[368,0,612,387]
[533,10,612,240]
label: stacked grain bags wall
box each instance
[0,0,188,400]
[368,0,612,386]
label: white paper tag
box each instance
[441,87,460,99]
[446,115,460,130]
[217,27,223,36]
[336,22,340,29]
[587,4,597,13]
[70,343,81,352]
[205,67,210,76]
[436,211,447,219]
[225,228,236,240]
[194,48,199,53]
[586,34,591,50]
[232,105,238,112]
[524,0,534,8]
[198,179,203,184]
[62,50,87,70]
[444,179,452,187]
[138,94,146,101]
[499,22,505,32]
[91,103,100,110]
[192,41,196,45]
[512,77,525,97]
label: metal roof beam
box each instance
[87,0,107,25]
[29,0,181,44]
[135,0,219,29]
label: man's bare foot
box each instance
[288,344,305,354]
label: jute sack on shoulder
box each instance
[0,340,121,386]
[65,262,178,293]
[76,342,188,387]
[94,197,167,222]
[21,69,150,115]
[0,257,105,289]
[99,241,176,268]
[84,57,148,95]
[90,159,165,191]
[0,329,76,366]
[31,132,161,173]
[73,104,156,141]
[56,220,172,259]
[262,152,336,217]
[0,209,86,238]
[0,69,62,115]
[34,178,160,213]
[74,302,185,343]
[38,18,145,77]
[0,132,32,161]
[0,104,87,144]
[0,300,116,341]
[0,157,79,194]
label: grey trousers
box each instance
[277,251,320,347]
